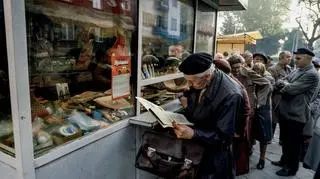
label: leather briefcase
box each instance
[135,130,204,179]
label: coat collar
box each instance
[297,64,314,72]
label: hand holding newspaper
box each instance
[136,97,193,128]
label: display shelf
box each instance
[34,118,130,168]
[129,99,182,127]
[140,73,184,87]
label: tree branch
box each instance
[296,17,310,41]
[314,34,320,41]
[280,4,292,11]
[305,6,319,19]
[310,19,320,40]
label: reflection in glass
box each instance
[195,1,216,54]
[25,0,136,157]
[140,79,188,112]
[141,0,194,79]
[0,0,14,156]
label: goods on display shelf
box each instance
[14,0,138,157]
[27,90,134,157]
[140,78,188,112]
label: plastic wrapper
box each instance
[67,110,100,131]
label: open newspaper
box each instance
[136,97,193,128]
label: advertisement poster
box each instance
[111,55,131,100]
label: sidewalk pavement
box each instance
[237,126,315,179]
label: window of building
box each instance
[171,18,177,31]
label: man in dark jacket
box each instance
[173,53,244,178]
[273,48,320,176]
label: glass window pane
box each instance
[141,0,194,79]
[140,79,188,113]
[195,1,216,54]
[25,0,136,157]
[0,0,15,157]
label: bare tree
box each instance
[296,0,320,50]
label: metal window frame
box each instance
[2,1,139,179]
[3,0,36,179]
[1,0,220,179]
[195,0,218,54]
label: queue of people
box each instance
[173,48,320,179]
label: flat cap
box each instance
[293,48,315,57]
[178,53,212,75]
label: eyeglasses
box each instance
[185,76,206,86]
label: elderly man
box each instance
[273,48,320,176]
[174,53,243,178]
[268,51,293,141]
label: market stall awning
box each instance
[217,31,263,45]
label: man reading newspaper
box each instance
[175,53,244,179]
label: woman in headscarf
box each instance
[228,55,270,157]
[251,62,274,169]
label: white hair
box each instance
[184,64,216,78]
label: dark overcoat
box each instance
[184,69,243,179]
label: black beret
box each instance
[293,48,315,57]
[253,53,268,64]
[178,53,212,75]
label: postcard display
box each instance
[0,0,219,178]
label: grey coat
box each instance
[276,64,320,123]
[304,116,320,171]
[268,63,292,123]
[304,75,320,136]
[268,63,292,82]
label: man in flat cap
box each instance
[174,53,244,178]
[272,48,320,176]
